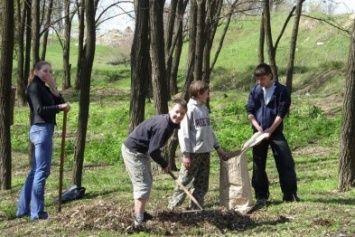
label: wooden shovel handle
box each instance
[168,170,204,211]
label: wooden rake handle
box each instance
[168,170,204,211]
[58,111,68,213]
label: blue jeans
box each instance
[251,131,298,200]
[17,124,54,220]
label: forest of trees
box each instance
[0,0,354,192]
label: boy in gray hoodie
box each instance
[168,80,227,210]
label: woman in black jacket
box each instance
[16,61,70,220]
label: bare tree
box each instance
[72,0,97,187]
[62,0,77,89]
[0,0,15,190]
[150,0,169,115]
[31,0,41,63]
[338,18,355,192]
[41,0,54,60]
[128,0,150,132]
[16,0,32,106]
[262,0,278,80]
[285,0,304,94]
[75,0,85,90]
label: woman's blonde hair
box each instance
[28,61,51,85]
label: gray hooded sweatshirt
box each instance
[178,98,220,157]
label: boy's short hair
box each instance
[254,63,273,78]
[188,80,209,99]
[170,98,187,111]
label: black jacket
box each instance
[27,76,64,125]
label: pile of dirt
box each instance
[54,199,257,235]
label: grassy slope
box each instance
[1,13,355,236]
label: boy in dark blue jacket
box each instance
[246,63,300,208]
[122,98,187,229]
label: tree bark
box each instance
[262,0,278,81]
[75,0,85,90]
[0,0,15,190]
[149,0,168,115]
[16,0,28,106]
[62,0,72,89]
[41,0,53,60]
[165,0,178,98]
[31,0,40,63]
[183,0,197,99]
[129,0,150,132]
[338,19,355,192]
[72,0,96,187]
[286,0,304,94]
[194,0,205,82]
[258,12,265,64]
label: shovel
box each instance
[58,111,68,212]
[168,170,204,211]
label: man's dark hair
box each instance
[170,98,187,111]
[254,63,273,78]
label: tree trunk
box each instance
[75,0,85,90]
[72,0,96,187]
[62,0,72,89]
[183,0,197,99]
[169,0,187,96]
[129,0,150,133]
[41,0,53,60]
[16,0,27,106]
[0,0,15,190]
[286,0,304,94]
[165,0,178,98]
[210,0,236,72]
[31,0,40,63]
[149,0,168,115]
[25,0,33,166]
[203,0,223,83]
[338,19,355,192]
[194,0,205,82]
[262,0,278,81]
[258,12,265,63]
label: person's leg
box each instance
[252,140,270,200]
[168,157,199,209]
[17,152,36,217]
[270,132,298,201]
[190,153,210,209]
[30,124,54,220]
[122,144,152,226]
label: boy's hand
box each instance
[163,165,171,173]
[182,157,191,170]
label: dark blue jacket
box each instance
[123,114,180,168]
[246,81,290,133]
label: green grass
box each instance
[1,12,354,236]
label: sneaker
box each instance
[133,217,145,230]
[143,211,153,221]
[283,194,301,202]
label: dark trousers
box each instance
[251,131,297,200]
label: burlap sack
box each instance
[219,132,269,214]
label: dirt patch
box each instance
[53,199,258,235]
[293,146,331,157]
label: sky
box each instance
[97,0,355,33]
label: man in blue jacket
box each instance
[246,63,300,209]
